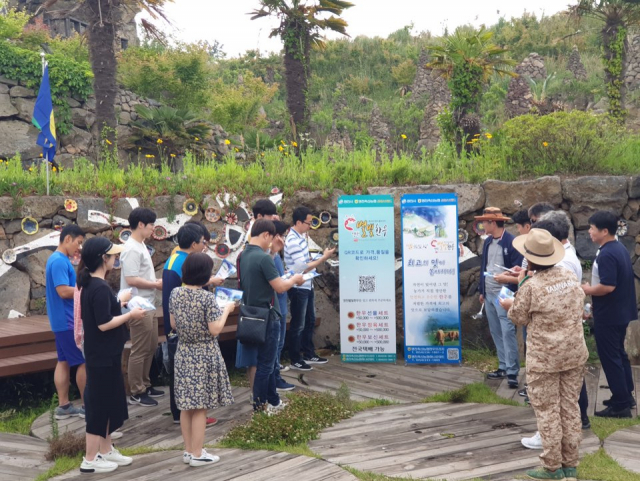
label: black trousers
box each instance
[594,322,635,410]
[167,334,180,421]
[578,380,588,419]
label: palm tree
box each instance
[573,0,640,123]
[427,27,516,153]
[37,0,171,147]
[250,0,354,141]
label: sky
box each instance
[145,0,570,58]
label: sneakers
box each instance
[303,356,328,364]
[206,417,218,426]
[190,448,220,467]
[486,369,506,379]
[78,405,86,419]
[595,405,632,418]
[518,387,528,397]
[80,454,118,474]
[521,431,543,450]
[173,419,181,424]
[603,396,636,408]
[54,403,84,420]
[182,452,192,464]
[525,467,566,480]
[290,361,313,371]
[279,364,290,372]
[507,375,519,389]
[128,394,158,407]
[276,381,295,392]
[563,467,577,481]
[101,446,133,466]
[146,387,165,398]
[266,400,288,416]
[582,415,591,430]
[110,430,123,440]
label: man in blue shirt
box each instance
[582,211,637,418]
[45,224,86,420]
[162,223,222,426]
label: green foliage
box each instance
[604,26,627,123]
[391,59,417,86]
[0,40,93,134]
[423,383,520,406]
[579,448,640,481]
[589,416,640,442]
[0,4,30,40]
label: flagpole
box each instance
[40,52,50,196]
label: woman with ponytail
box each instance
[78,237,146,474]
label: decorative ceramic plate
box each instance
[458,229,469,244]
[271,187,280,194]
[310,216,321,230]
[183,199,199,216]
[21,217,39,235]
[319,211,332,225]
[205,207,221,223]
[152,225,168,241]
[329,229,339,244]
[64,199,78,212]
[215,243,230,259]
[2,249,16,264]
[225,212,238,225]
[70,250,81,266]
[53,219,66,231]
[472,220,486,236]
[244,220,252,232]
[234,206,251,224]
[119,229,132,243]
[225,225,245,250]
[617,220,628,237]
[210,229,220,242]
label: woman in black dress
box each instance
[77,237,146,474]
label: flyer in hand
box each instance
[216,259,237,279]
[215,287,243,307]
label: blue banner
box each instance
[338,195,396,363]
[401,193,461,364]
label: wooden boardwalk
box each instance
[604,424,640,474]
[0,432,53,481]
[51,448,359,481]
[309,402,601,481]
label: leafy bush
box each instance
[0,3,30,41]
[391,59,417,86]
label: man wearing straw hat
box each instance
[500,228,588,481]
[476,207,524,388]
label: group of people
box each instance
[476,203,637,480]
[44,200,335,474]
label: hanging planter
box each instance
[205,207,221,223]
[183,199,199,216]
[152,225,168,241]
[21,217,39,235]
[64,199,78,212]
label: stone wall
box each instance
[505,53,547,118]
[1,175,640,362]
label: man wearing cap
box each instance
[476,207,524,388]
[500,229,588,481]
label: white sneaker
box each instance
[280,364,290,372]
[110,430,123,440]
[182,452,192,464]
[80,454,119,474]
[521,431,543,450]
[266,400,288,416]
[190,448,220,467]
[101,446,133,466]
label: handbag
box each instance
[237,304,271,345]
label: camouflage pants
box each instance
[527,365,585,470]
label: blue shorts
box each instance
[54,330,85,367]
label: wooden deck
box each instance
[605,424,640,474]
[309,402,601,481]
[0,432,53,481]
[0,315,58,377]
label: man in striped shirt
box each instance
[284,207,336,371]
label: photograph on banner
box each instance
[338,195,396,363]
[401,193,462,364]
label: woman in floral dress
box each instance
[169,252,235,467]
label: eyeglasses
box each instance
[303,221,312,226]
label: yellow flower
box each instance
[194,137,200,141]
[280,140,285,145]
[224,139,231,145]
[291,141,298,147]
[401,134,407,139]
[138,147,142,151]
[145,154,155,158]
[543,141,549,147]
[170,153,176,158]
[29,167,33,171]
[261,152,265,157]
[234,147,239,152]
[466,141,474,145]
[39,153,43,157]
[53,166,57,172]
[212,153,217,157]
[485,133,492,139]
[278,145,284,152]
[105,139,112,145]
[471,138,479,143]
[473,133,481,137]
[157,139,163,144]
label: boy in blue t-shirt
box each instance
[45,225,86,420]
[582,211,637,418]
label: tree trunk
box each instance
[283,20,310,142]
[602,19,628,123]
[86,0,118,153]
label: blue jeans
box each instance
[485,292,520,376]
[275,303,288,384]
[288,288,316,364]
[253,315,281,410]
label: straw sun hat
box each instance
[512,228,565,266]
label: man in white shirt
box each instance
[120,207,163,407]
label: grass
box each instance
[461,346,499,373]
[343,466,486,481]
[589,415,640,442]
[423,382,520,407]
[0,402,49,435]
[226,367,250,388]
[34,454,82,481]
[579,448,640,481]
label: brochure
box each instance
[215,287,243,307]
[495,286,515,307]
[215,259,237,279]
[128,296,155,311]
[281,270,321,281]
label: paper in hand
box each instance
[215,287,243,307]
[216,259,237,280]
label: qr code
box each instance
[359,275,376,293]
[447,348,460,361]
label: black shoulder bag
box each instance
[235,250,271,345]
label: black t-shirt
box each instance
[592,240,638,326]
[239,244,281,313]
[81,277,127,367]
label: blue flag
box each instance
[31,65,57,164]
